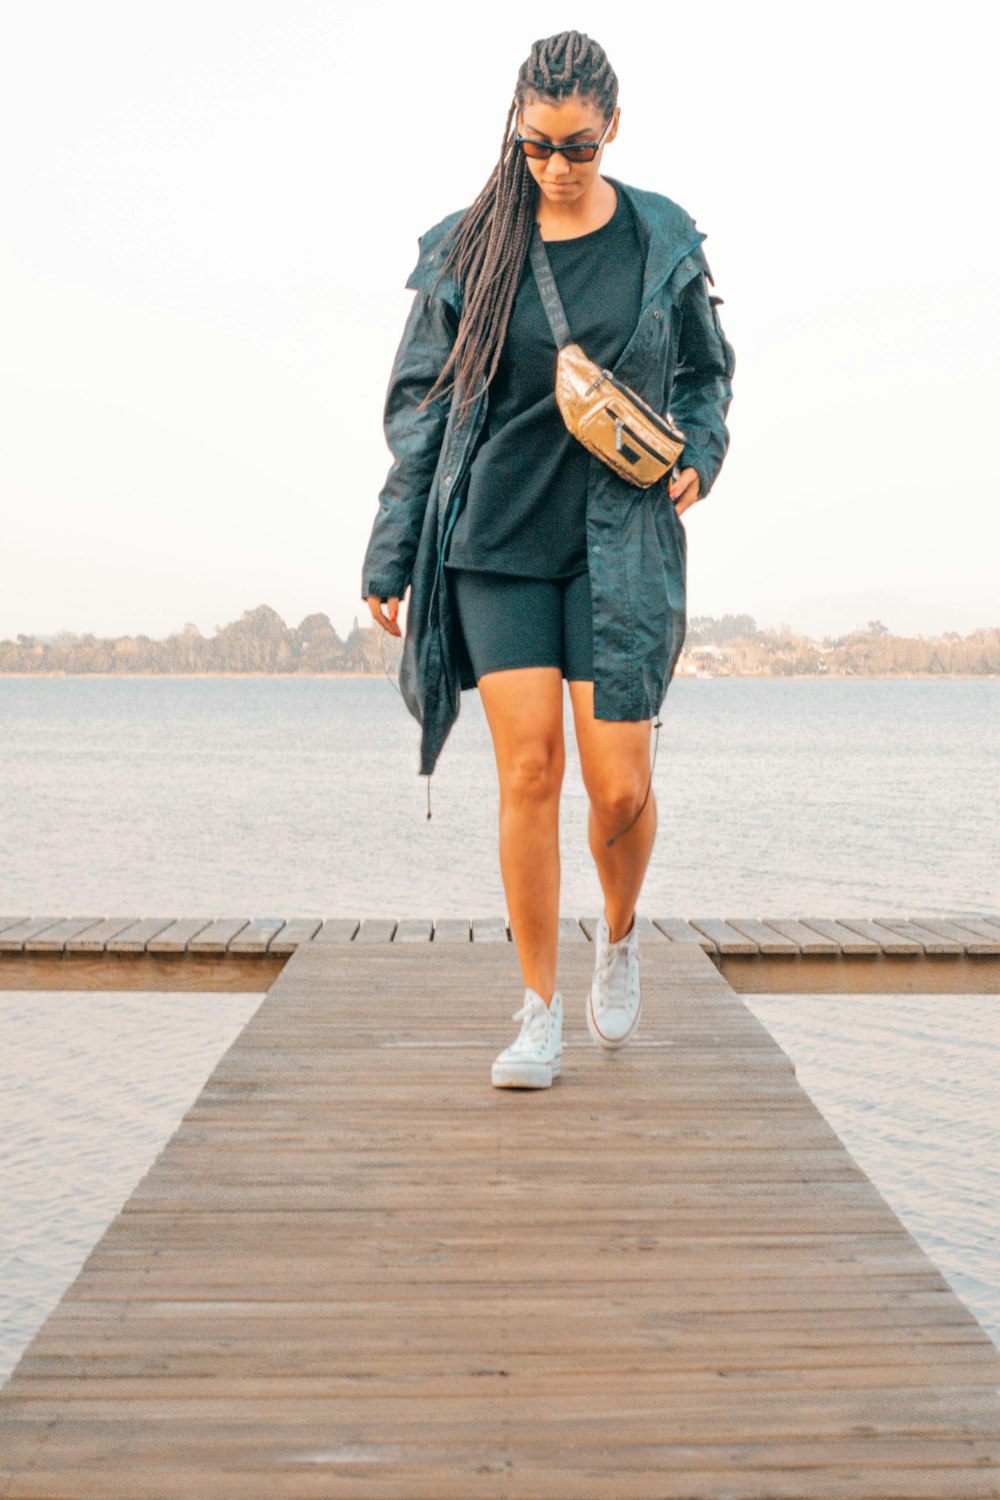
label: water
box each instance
[0,676,997,916]
[0,678,997,1383]
[742,993,999,1348]
[0,990,263,1387]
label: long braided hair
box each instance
[416,31,619,417]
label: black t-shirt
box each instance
[443,186,645,579]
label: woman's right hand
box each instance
[367,594,402,638]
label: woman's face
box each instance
[516,92,619,208]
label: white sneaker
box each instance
[586,911,642,1050]
[492,987,563,1088]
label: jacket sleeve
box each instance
[670,267,735,500]
[360,287,459,601]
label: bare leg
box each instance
[477,666,565,1006]
[567,680,657,943]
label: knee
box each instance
[590,770,648,826]
[502,742,564,804]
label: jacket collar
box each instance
[405,175,707,314]
[605,175,708,308]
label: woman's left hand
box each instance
[669,466,701,517]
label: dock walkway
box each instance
[2,910,999,994]
[2,937,998,1496]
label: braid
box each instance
[417,31,619,419]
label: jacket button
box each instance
[443,475,451,485]
[592,544,602,555]
[653,310,661,320]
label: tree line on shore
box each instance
[2,605,997,676]
[682,614,1000,676]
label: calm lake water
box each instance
[0,677,997,1384]
[0,675,997,916]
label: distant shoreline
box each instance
[1,671,997,682]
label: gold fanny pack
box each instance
[528,222,686,489]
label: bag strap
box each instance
[528,223,573,349]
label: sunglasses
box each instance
[513,113,613,164]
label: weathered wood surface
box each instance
[3,913,999,993]
[2,912,999,954]
[1,940,998,1498]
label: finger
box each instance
[669,468,699,503]
[365,596,397,636]
[379,602,401,637]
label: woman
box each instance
[361,31,734,1090]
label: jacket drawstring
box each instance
[387,648,659,838]
[378,641,437,820]
[420,714,658,835]
[605,712,662,848]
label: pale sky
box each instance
[1,0,997,644]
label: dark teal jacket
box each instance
[361,174,735,796]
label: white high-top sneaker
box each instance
[492,987,563,1089]
[586,911,642,1050]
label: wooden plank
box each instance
[20,1284,976,1314]
[353,918,398,943]
[868,917,964,956]
[1,941,996,1498]
[268,919,322,955]
[471,917,509,943]
[308,918,359,945]
[0,917,66,952]
[652,917,717,950]
[687,917,759,954]
[718,952,1000,997]
[724,918,801,955]
[795,917,881,954]
[941,912,1000,948]
[392,919,433,943]
[146,919,214,954]
[104,918,176,953]
[3,912,1000,963]
[24,918,104,953]
[0,952,279,994]
[432,918,471,943]
[756,917,840,955]
[228,919,287,954]
[64,918,142,953]
[832,917,922,955]
[0,1462,996,1500]
[186,918,250,954]
[579,915,667,943]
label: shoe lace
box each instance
[596,928,640,1004]
[510,995,551,1049]
[597,945,617,981]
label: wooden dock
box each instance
[1,936,998,1496]
[1,911,999,993]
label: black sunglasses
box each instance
[513,113,613,164]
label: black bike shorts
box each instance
[445,566,594,684]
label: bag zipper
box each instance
[608,404,680,464]
[601,368,684,441]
